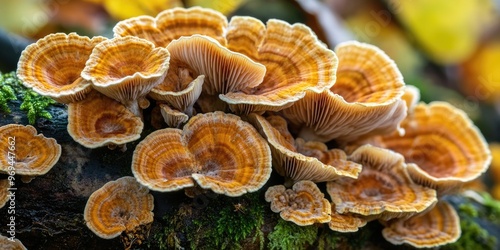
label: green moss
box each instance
[442,219,497,250]
[479,192,500,224]
[152,192,266,250]
[267,219,318,250]
[0,71,56,124]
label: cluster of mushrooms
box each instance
[12,6,492,248]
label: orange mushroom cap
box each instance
[249,113,361,184]
[164,35,266,99]
[0,234,27,250]
[219,17,338,114]
[113,6,228,47]
[159,104,189,128]
[17,32,106,104]
[84,176,154,239]
[265,180,331,226]
[132,111,272,196]
[0,124,61,176]
[281,41,407,143]
[81,36,170,116]
[382,201,460,248]
[327,145,437,221]
[67,91,144,149]
[376,102,491,194]
[328,203,368,233]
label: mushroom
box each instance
[376,102,491,194]
[16,32,106,104]
[402,85,421,114]
[265,180,331,226]
[0,234,27,250]
[0,180,10,209]
[219,17,338,114]
[281,41,407,143]
[81,36,170,116]
[67,91,144,150]
[84,176,154,239]
[0,124,61,182]
[132,111,272,197]
[249,113,361,186]
[327,145,437,221]
[159,104,189,128]
[328,203,368,233]
[113,6,228,47]
[382,201,460,248]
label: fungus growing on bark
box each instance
[84,176,154,239]
[265,180,331,226]
[132,111,272,197]
[17,32,106,104]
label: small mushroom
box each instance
[402,85,421,114]
[265,180,331,226]
[249,114,361,185]
[281,41,407,143]
[376,102,491,194]
[327,145,437,221]
[382,201,460,248]
[17,32,106,104]
[328,203,368,233]
[67,91,144,149]
[159,104,189,128]
[81,36,170,116]
[113,6,228,47]
[132,111,272,197]
[219,17,338,114]
[0,124,61,181]
[0,234,27,250]
[84,176,154,239]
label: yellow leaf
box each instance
[103,0,183,20]
[185,0,248,15]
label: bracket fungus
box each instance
[159,104,189,128]
[81,36,170,116]
[375,102,491,194]
[249,114,361,185]
[265,180,331,226]
[382,201,461,248]
[281,41,407,143]
[132,111,272,197]
[84,176,154,239]
[113,6,228,47]
[328,203,368,233]
[17,32,106,104]
[219,17,338,114]
[327,145,437,221]
[0,179,10,209]
[0,124,61,181]
[67,91,143,149]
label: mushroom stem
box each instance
[125,100,143,119]
[284,177,295,188]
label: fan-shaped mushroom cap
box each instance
[281,41,406,143]
[249,114,361,184]
[402,85,420,113]
[159,104,189,128]
[0,180,10,209]
[328,203,368,233]
[0,124,61,177]
[165,35,266,97]
[113,6,228,47]
[327,145,437,221]
[265,180,331,226]
[219,17,338,114]
[149,74,204,116]
[0,235,27,250]
[81,36,170,116]
[382,201,460,248]
[17,32,106,104]
[376,102,491,194]
[67,91,144,149]
[132,111,272,196]
[84,176,154,239]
